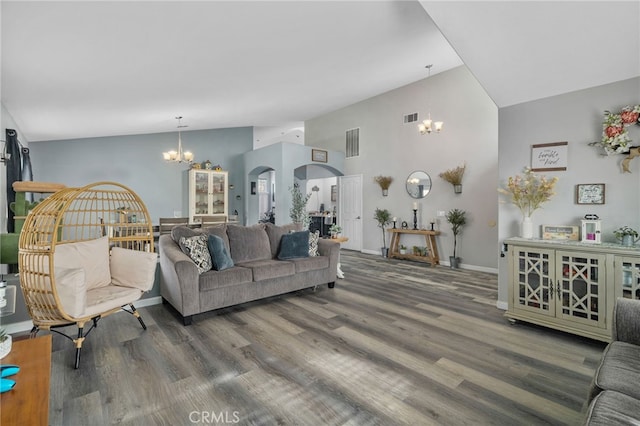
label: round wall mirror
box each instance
[406,171,432,199]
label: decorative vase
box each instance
[449,256,459,269]
[521,216,533,239]
[381,247,389,258]
[453,184,462,194]
[382,189,388,197]
[621,235,638,247]
[0,335,12,360]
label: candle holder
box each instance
[413,209,418,230]
[393,220,397,229]
[430,221,435,231]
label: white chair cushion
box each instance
[54,267,87,318]
[54,236,111,290]
[110,247,157,292]
[84,286,143,318]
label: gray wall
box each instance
[305,65,499,270]
[497,76,640,307]
[28,126,253,223]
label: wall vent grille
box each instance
[403,112,418,124]
[346,128,359,158]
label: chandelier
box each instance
[418,65,443,135]
[163,116,194,164]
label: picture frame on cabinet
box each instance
[576,183,605,205]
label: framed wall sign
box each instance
[576,183,605,204]
[312,149,328,163]
[331,185,337,201]
[531,141,568,171]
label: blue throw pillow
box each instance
[207,235,234,271]
[278,230,310,260]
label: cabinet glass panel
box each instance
[558,252,604,326]
[211,174,226,214]
[620,258,640,300]
[515,249,552,314]
[194,171,210,215]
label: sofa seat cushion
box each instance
[593,341,640,400]
[85,285,143,317]
[227,224,272,263]
[236,259,295,282]
[585,390,640,425]
[199,266,253,291]
[290,255,329,273]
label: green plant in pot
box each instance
[289,183,312,229]
[374,208,392,257]
[329,224,342,238]
[614,226,640,247]
[445,208,466,268]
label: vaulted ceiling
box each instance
[2,1,638,142]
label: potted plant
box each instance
[289,183,312,229]
[374,208,392,257]
[439,163,466,194]
[0,328,11,359]
[445,208,467,268]
[399,244,407,255]
[329,224,342,238]
[614,226,640,247]
[374,176,393,196]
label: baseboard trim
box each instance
[359,249,498,274]
[496,300,508,310]
[3,296,164,335]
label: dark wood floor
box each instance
[45,251,605,425]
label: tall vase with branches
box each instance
[289,183,311,229]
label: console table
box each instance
[0,334,52,426]
[388,229,440,266]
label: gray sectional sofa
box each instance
[159,222,339,325]
[585,297,640,425]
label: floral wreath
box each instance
[590,105,640,155]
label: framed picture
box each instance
[312,149,328,163]
[531,141,568,171]
[331,185,337,202]
[576,183,605,204]
[250,181,256,195]
[542,225,579,241]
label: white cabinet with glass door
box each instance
[188,169,228,222]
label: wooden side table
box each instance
[388,228,440,266]
[0,334,52,426]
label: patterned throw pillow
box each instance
[179,235,212,273]
[308,230,320,257]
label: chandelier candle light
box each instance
[418,64,443,135]
[498,167,559,239]
[163,116,194,164]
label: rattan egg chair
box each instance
[18,181,156,368]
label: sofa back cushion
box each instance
[171,226,204,251]
[277,230,310,260]
[265,222,301,258]
[202,224,230,254]
[226,224,271,263]
[54,236,111,290]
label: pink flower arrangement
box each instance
[498,168,559,218]
[591,105,640,155]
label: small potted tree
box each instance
[374,176,393,196]
[289,183,312,229]
[329,224,342,238]
[445,208,466,268]
[374,208,392,257]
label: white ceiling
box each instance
[2,1,639,143]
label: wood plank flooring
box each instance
[43,251,605,425]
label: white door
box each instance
[338,175,362,251]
